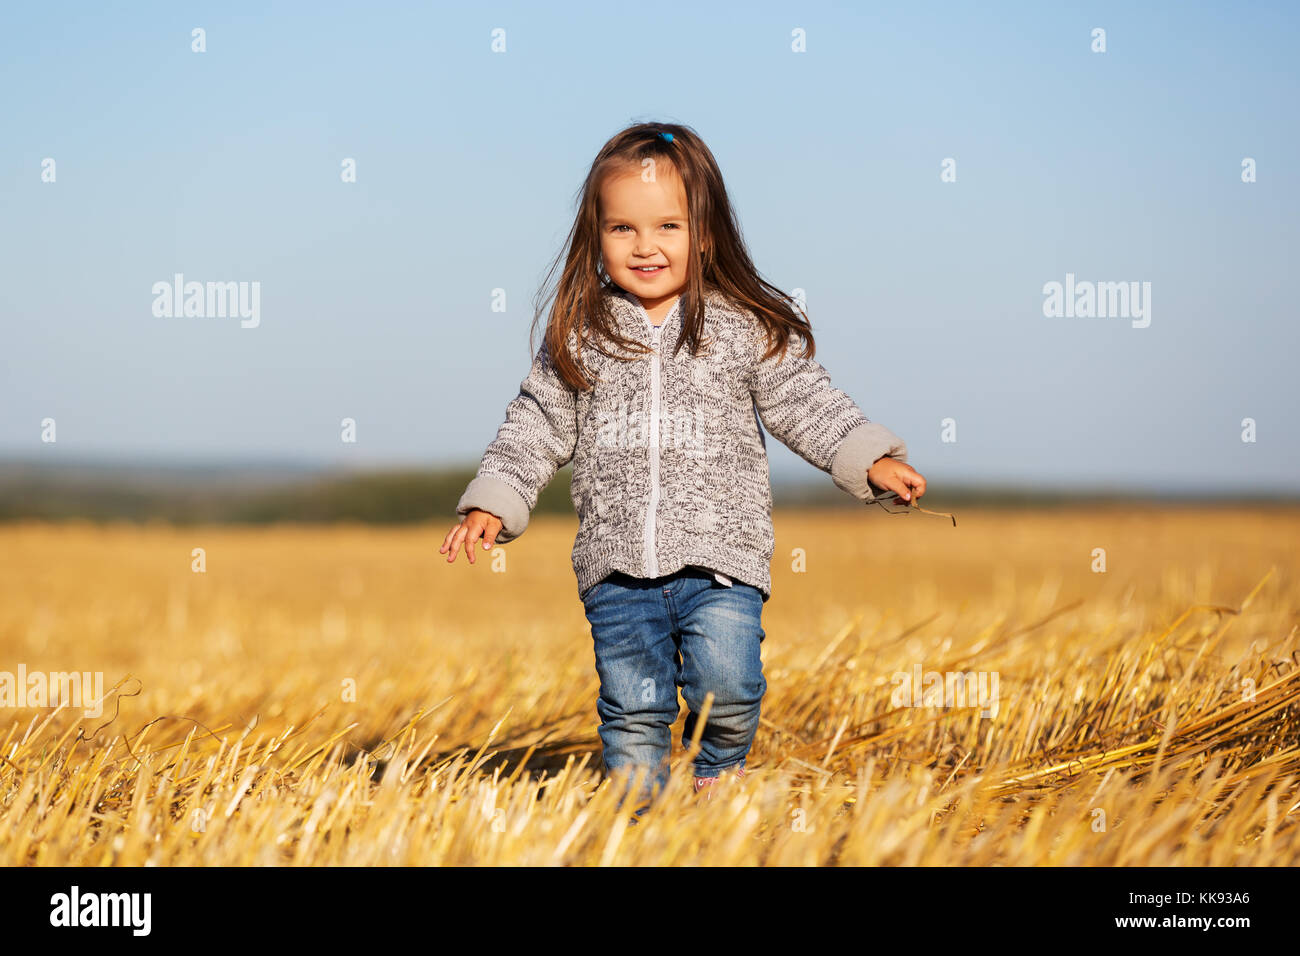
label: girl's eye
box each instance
[611,223,681,232]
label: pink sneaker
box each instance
[694,764,746,800]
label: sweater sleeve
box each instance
[749,329,908,503]
[456,338,578,543]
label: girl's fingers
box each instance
[453,523,474,563]
[885,477,911,501]
[444,524,465,561]
[906,468,926,499]
[440,524,460,553]
[442,518,502,563]
[875,469,904,500]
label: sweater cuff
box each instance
[830,421,909,503]
[456,475,531,543]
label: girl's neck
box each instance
[640,292,681,326]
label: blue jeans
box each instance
[580,566,767,810]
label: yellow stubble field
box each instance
[0,505,1296,865]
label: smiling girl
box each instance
[441,122,925,815]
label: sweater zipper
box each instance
[632,295,678,580]
[644,319,662,578]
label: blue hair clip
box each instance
[658,131,673,143]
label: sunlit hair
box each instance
[530,121,818,392]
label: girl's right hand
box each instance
[440,509,504,564]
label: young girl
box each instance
[440,122,926,814]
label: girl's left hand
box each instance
[867,456,927,503]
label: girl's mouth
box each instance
[632,266,666,277]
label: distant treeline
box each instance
[0,460,1291,524]
[0,462,572,524]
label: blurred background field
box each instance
[1,498,1297,865]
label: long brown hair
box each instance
[530,121,818,392]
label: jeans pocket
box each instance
[581,572,620,609]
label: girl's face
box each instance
[598,163,691,312]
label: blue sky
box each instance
[2,1,1297,493]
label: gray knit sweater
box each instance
[455,285,909,602]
